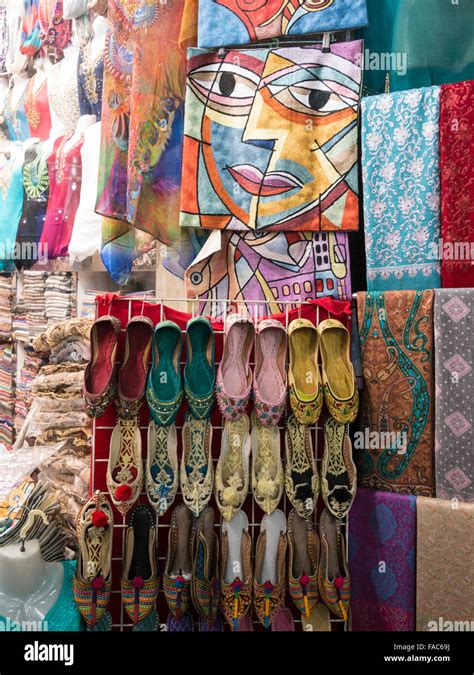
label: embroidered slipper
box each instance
[184,317,215,419]
[146,421,178,516]
[288,509,320,620]
[163,504,193,619]
[121,505,159,625]
[321,417,357,519]
[251,412,283,515]
[146,320,183,426]
[253,509,287,630]
[302,603,332,632]
[216,314,254,421]
[318,507,350,621]
[285,414,318,519]
[191,506,220,626]
[87,610,112,632]
[117,316,153,419]
[254,319,287,426]
[318,319,359,424]
[199,614,224,632]
[73,491,113,627]
[237,613,254,631]
[181,413,213,517]
[107,417,143,515]
[84,315,121,417]
[132,609,160,632]
[288,318,322,425]
[220,510,252,631]
[166,612,194,632]
[271,607,295,632]
[215,414,251,521]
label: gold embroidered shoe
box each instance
[287,509,320,620]
[191,506,220,626]
[74,491,113,627]
[285,414,318,519]
[321,417,357,519]
[253,509,287,630]
[318,507,350,621]
[251,412,283,515]
[121,505,159,625]
[215,414,251,521]
[220,510,252,631]
[318,319,359,424]
[288,318,323,425]
[180,413,213,517]
[107,417,143,515]
[146,421,178,516]
[163,504,193,619]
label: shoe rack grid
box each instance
[90,294,353,632]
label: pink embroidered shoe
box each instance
[216,314,255,421]
[253,319,287,426]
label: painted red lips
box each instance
[227,164,303,196]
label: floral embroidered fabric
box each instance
[77,42,104,120]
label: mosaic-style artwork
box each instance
[180,41,362,233]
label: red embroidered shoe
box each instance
[84,315,121,417]
[116,316,154,419]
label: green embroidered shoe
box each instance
[146,320,183,426]
[184,317,215,419]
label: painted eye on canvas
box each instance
[189,64,259,103]
[268,80,349,116]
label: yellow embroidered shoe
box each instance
[317,319,359,424]
[251,412,283,515]
[253,509,287,630]
[107,417,143,515]
[288,318,323,425]
[215,414,251,521]
[318,508,350,622]
[181,414,213,517]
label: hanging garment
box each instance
[0,1,8,74]
[183,229,352,317]
[23,76,52,141]
[198,0,368,49]
[6,1,28,75]
[16,142,49,270]
[77,41,104,120]
[434,288,474,503]
[97,0,197,253]
[439,80,474,289]
[47,56,81,134]
[40,134,83,258]
[0,147,24,270]
[20,0,42,56]
[361,86,441,290]
[416,496,474,632]
[356,290,435,496]
[180,40,362,233]
[38,0,72,57]
[2,82,30,141]
[348,488,416,632]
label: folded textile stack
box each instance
[80,289,98,318]
[12,300,29,343]
[0,342,15,449]
[45,274,76,326]
[14,349,48,433]
[0,274,14,340]
[22,271,48,341]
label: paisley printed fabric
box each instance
[440,80,474,289]
[356,290,435,496]
[361,87,441,290]
[348,488,416,632]
[197,0,368,49]
[416,496,474,631]
[434,289,474,503]
[180,40,362,233]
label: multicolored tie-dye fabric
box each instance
[361,86,441,290]
[349,488,416,632]
[197,0,368,49]
[180,40,362,233]
[434,289,474,503]
[357,290,435,496]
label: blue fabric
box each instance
[198,0,368,49]
[0,148,24,271]
[361,86,441,291]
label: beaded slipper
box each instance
[181,414,213,517]
[284,414,318,519]
[184,317,215,419]
[253,509,287,630]
[287,509,320,620]
[321,417,357,519]
[215,414,251,521]
[318,508,350,621]
[191,506,220,627]
[84,315,121,417]
[288,318,323,425]
[107,417,143,515]
[73,491,113,627]
[146,421,178,516]
[121,505,159,625]
[220,510,252,631]
[216,314,254,421]
[251,413,283,515]
[146,321,183,426]
[163,504,193,619]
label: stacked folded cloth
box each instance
[45,274,75,326]
[14,349,48,433]
[22,271,48,341]
[12,300,29,343]
[0,275,14,340]
[80,289,98,319]
[0,343,15,449]
[16,317,93,549]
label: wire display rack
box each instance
[90,294,353,631]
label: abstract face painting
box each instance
[197,0,368,48]
[180,41,362,233]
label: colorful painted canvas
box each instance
[180,40,362,233]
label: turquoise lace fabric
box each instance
[0,560,84,632]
